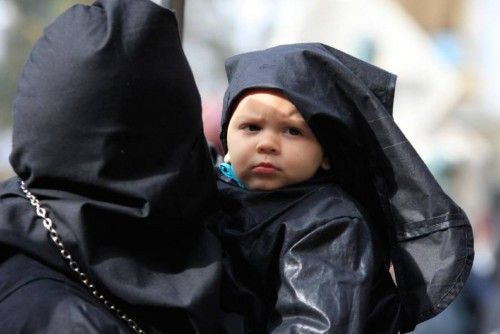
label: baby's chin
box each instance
[244,178,295,191]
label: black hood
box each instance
[10,0,212,221]
[1,0,220,332]
[220,43,395,149]
[219,43,473,330]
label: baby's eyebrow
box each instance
[286,112,307,124]
[232,111,265,122]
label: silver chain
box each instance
[19,180,146,334]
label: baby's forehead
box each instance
[232,92,304,121]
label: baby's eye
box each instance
[242,124,261,132]
[285,127,302,136]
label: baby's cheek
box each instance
[232,161,248,181]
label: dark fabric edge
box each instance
[416,224,474,324]
[384,74,397,115]
[396,215,467,241]
[398,224,474,332]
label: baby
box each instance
[212,43,473,333]
[224,89,331,190]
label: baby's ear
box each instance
[321,157,331,170]
[224,153,231,163]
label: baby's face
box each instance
[226,91,328,190]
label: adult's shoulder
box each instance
[0,254,132,334]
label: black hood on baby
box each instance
[220,43,395,149]
[219,43,473,331]
[1,0,220,332]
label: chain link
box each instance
[19,180,146,334]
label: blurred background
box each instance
[0,0,499,332]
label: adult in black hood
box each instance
[213,43,474,332]
[0,0,220,333]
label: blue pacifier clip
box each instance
[218,162,245,188]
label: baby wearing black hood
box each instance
[217,89,382,333]
[213,44,474,333]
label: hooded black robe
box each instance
[0,0,221,333]
[213,43,474,333]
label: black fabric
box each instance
[0,253,137,334]
[212,176,401,333]
[0,0,221,332]
[218,43,474,332]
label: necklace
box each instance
[19,180,146,334]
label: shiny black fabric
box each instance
[213,174,401,333]
[217,43,474,332]
[0,0,220,332]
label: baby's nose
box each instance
[256,132,280,154]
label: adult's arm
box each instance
[270,216,375,333]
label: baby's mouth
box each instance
[252,162,279,174]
